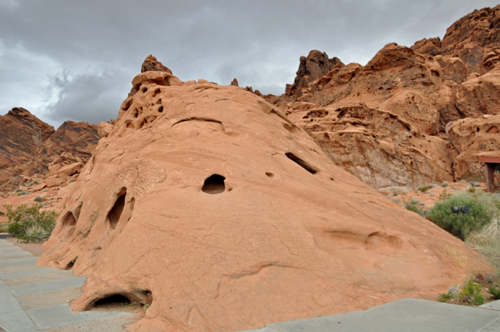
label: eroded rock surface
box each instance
[271,5,500,189]
[39,71,486,332]
[0,108,99,191]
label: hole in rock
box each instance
[126,122,135,129]
[141,87,148,93]
[65,256,77,270]
[107,189,127,230]
[62,212,77,227]
[153,88,161,97]
[138,289,153,305]
[158,106,164,113]
[285,153,318,174]
[74,203,82,220]
[123,99,133,111]
[93,294,131,309]
[266,172,274,178]
[138,118,148,129]
[156,98,162,105]
[202,174,226,194]
[477,127,480,132]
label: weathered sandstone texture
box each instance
[271,5,500,189]
[39,70,487,332]
[0,108,99,191]
[449,114,500,180]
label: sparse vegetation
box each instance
[468,219,500,276]
[487,285,500,300]
[3,204,58,242]
[437,292,453,302]
[34,195,44,202]
[438,188,451,201]
[419,186,430,193]
[458,279,485,306]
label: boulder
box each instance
[39,73,486,332]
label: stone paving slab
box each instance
[27,304,133,330]
[10,276,87,296]
[0,256,38,269]
[0,266,64,279]
[0,246,23,252]
[0,280,40,332]
[18,287,83,310]
[257,299,500,332]
[0,250,34,258]
[480,299,500,311]
[4,270,77,287]
[41,315,132,332]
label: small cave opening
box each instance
[138,118,148,129]
[93,294,131,309]
[285,153,319,175]
[62,212,77,227]
[158,106,164,113]
[266,172,274,178]
[202,174,226,194]
[107,189,127,230]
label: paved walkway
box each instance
[242,297,500,332]
[0,239,132,332]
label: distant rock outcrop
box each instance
[274,5,500,189]
[39,68,486,332]
[285,50,344,98]
[0,108,99,192]
[141,54,172,74]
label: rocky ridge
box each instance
[0,108,99,193]
[267,5,500,189]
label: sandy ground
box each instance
[5,237,45,256]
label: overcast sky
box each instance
[0,0,498,128]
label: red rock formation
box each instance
[285,50,344,98]
[141,54,172,74]
[449,114,500,180]
[39,70,487,332]
[0,108,99,191]
[277,5,500,189]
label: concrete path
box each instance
[242,298,500,332]
[0,239,132,332]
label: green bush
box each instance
[428,192,495,240]
[487,285,500,300]
[3,204,58,242]
[458,279,485,306]
[33,195,44,202]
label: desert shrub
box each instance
[419,186,430,193]
[0,211,4,216]
[34,195,44,202]
[3,204,58,242]
[406,204,425,216]
[487,285,500,300]
[468,219,500,274]
[428,192,495,240]
[0,223,8,233]
[458,279,485,306]
[437,292,453,302]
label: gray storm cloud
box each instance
[0,0,498,127]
